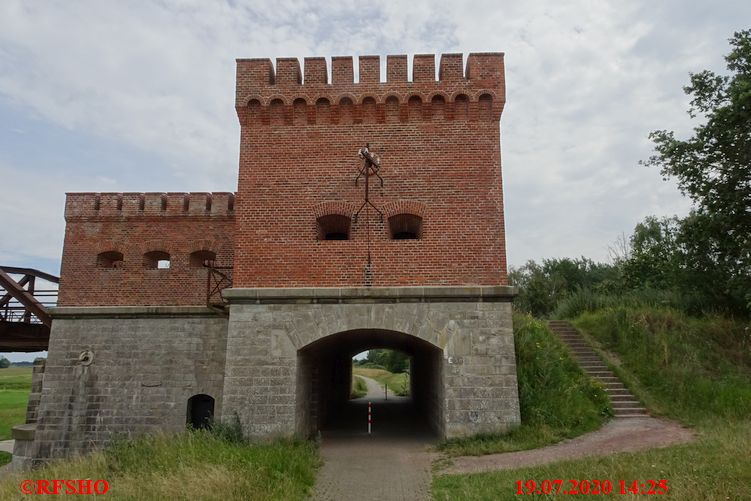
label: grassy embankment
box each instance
[0,426,319,500]
[350,375,368,399]
[352,367,410,396]
[0,366,32,466]
[438,313,610,457]
[434,307,751,500]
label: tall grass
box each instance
[438,314,611,456]
[573,306,751,424]
[0,429,319,500]
[350,375,368,399]
[552,287,720,320]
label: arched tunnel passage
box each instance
[296,329,444,439]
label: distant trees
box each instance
[355,349,409,373]
[0,357,10,369]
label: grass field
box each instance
[352,367,410,396]
[0,367,32,441]
[0,429,319,500]
[433,307,751,500]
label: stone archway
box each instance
[221,286,521,440]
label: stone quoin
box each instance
[28,53,521,461]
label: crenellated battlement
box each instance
[64,192,235,220]
[235,53,505,126]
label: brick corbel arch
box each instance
[312,201,356,219]
[381,200,426,219]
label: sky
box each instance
[1,1,749,361]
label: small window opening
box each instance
[189,250,217,268]
[144,251,170,269]
[317,214,351,241]
[96,251,124,269]
[389,214,422,240]
[187,394,214,430]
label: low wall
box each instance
[31,307,228,461]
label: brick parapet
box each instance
[64,192,235,220]
[235,53,505,126]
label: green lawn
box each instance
[0,367,32,441]
[433,307,751,500]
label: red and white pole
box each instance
[368,401,372,435]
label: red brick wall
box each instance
[58,193,234,306]
[234,53,509,287]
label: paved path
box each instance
[439,416,694,475]
[313,388,436,501]
[0,440,13,454]
[352,375,408,403]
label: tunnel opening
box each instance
[351,349,411,399]
[296,329,444,440]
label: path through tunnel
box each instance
[296,329,444,440]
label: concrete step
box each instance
[584,367,614,373]
[613,405,647,412]
[610,395,639,402]
[604,384,628,391]
[614,410,648,416]
[606,389,633,395]
[549,321,651,419]
[581,366,609,371]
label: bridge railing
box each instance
[0,267,59,326]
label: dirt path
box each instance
[439,416,694,475]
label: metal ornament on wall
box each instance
[353,143,384,285]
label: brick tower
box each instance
[223,53,519,438]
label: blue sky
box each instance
[2,1,749,361]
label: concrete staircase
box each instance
[548,320,648,418]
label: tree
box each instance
[510,258,619,317]
[642,30,751,313]
[0,357,10,369]
[365,349,409,373]
[621,216,681,290]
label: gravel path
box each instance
[439,416,694,475]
